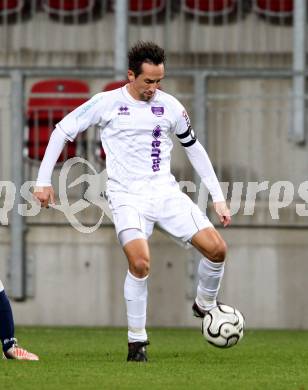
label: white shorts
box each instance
[107,189,213,244]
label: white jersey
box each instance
[57,86,193,196]
[37,84,224,202]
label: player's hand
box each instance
[213,201,231,227]
[33,186,55,208]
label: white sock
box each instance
[196,258,225,311]
[124,270,148,343]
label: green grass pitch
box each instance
[1,327,308,390]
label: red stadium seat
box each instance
[0,0,24,16]
[128,0,166,16]
[42,0,95,17]
[95,141,106,162]
[109,1,166,17]
[254,0,293,16]
[103,79,128,92]
[26,79,89,162]
[183,0,237,16]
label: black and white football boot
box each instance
[192,301,207,318]
[127,341,150,362]
[192,301,222,318]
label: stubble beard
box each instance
[140,92,153,102]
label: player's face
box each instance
[127,63,164,102]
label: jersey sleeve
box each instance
[184,140,225,202]
[169,96,224,202]
[36,126,67,186]
[56,93,104,141]
[172,99,197,148]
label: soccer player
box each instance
[0,279,39,360]
[33,41,231,362]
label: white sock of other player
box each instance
[124,270,148,343]
[196,258,225,311]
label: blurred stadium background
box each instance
[0,0,307,329]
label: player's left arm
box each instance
[182,139,231,227]
[175,124,231,227]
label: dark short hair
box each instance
[128,41,165,77]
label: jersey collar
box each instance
[122,85,157,105]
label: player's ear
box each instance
[127,70,135,82]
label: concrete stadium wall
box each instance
[1,225,308,329]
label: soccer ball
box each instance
[202,304,245,348]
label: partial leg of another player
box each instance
[120,229,150,362]
[0,280,39,360]
[191,227,227,317]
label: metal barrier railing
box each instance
[0,85,11,181]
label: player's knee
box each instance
[130,257,150,278]
[211,240,227,262]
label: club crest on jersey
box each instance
[151,125,162,172]
[151,106,164,117]
[118,106,130,115]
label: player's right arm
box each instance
[33,93,104,207]
[33,186,55,208]
[33,127,66,207]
